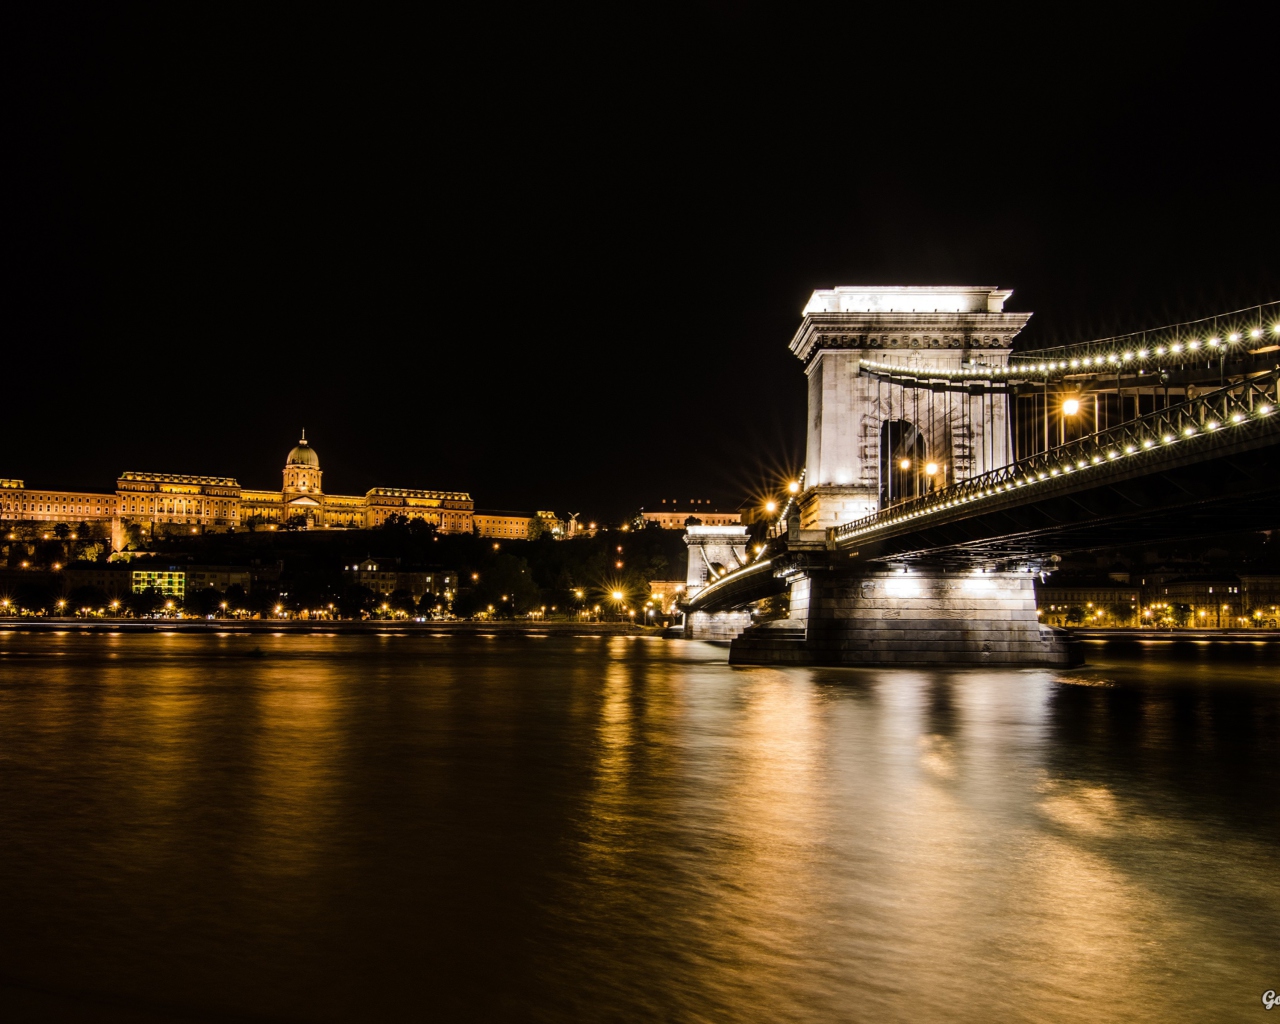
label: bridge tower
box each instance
[791,286,1031,529]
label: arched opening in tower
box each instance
[880,419,928,507]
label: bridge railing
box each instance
[832,371,1280,545]
[764,468,806,541]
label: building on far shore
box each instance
[472,510,566,540]
[641,499,741,530]
[343,558,457,601]
[1035,576,1141,626]
[2,433,474,547]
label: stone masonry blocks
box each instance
[730,568,1080,667]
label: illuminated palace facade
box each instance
[1,434,474,543]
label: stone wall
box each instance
[730,569,1080,666]
[686,609,754,642]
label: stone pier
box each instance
[729,568,1080,666]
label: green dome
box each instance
[287,432,320,468]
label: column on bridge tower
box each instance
[790,286,1031,529]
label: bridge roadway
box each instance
[690,370,1280,617]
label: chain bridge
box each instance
[682,287,1280,666]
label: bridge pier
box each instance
[686,609,754,642]
[730,569,1080,667]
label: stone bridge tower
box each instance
[790,286,1031,529]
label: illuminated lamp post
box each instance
[924,461,941,492]
[1061,395,1081,445]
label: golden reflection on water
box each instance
[248,660,344,877]
[1,634,1279,1021]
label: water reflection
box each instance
[0,634,1277,1021]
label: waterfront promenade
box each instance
[0,617,657,637]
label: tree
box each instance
[1108,602,1134,626]
[526,515,545,541]
[35,539,65,568]
[14,580,56,614]
[407,517,437,540]
[184,587,224,617]
[225,583,248,611]
[462,554,541,616]
[418,591,448,618]
[388,588,417,615]
[338,584,378,619]
[125,587,165,616]
[247,587,282,616]
[67,585,110,612]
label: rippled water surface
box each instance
[1,632,1279,1022]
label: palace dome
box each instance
[287,432,320,468]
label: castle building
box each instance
[2,433,474,545]
[472,510,565,540]
[641,500,742,529]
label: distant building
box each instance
[2,478,120,528]
[62,564,133,597]
[343,558,456,600]
[642,500,741,530]
[471,510,565,540]
[131,567,186,598]
[1241,575,1280,621]
[1156,575,1243,626]
[2,434,474,544]
[1036,578,1140,626]
[185,566,253,593]
[473,511,535,540]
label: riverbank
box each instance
[0,617,659,636]
[1071,628,1280,641]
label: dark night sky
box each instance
[3,5,1277,518]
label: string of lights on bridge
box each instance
[859,307,1280,384]
[1008,324,1280,378]
[704,304,1280,592]
[832,380,1277,544]
[706,377,1280,590]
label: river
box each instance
[1,632,1277,1022]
